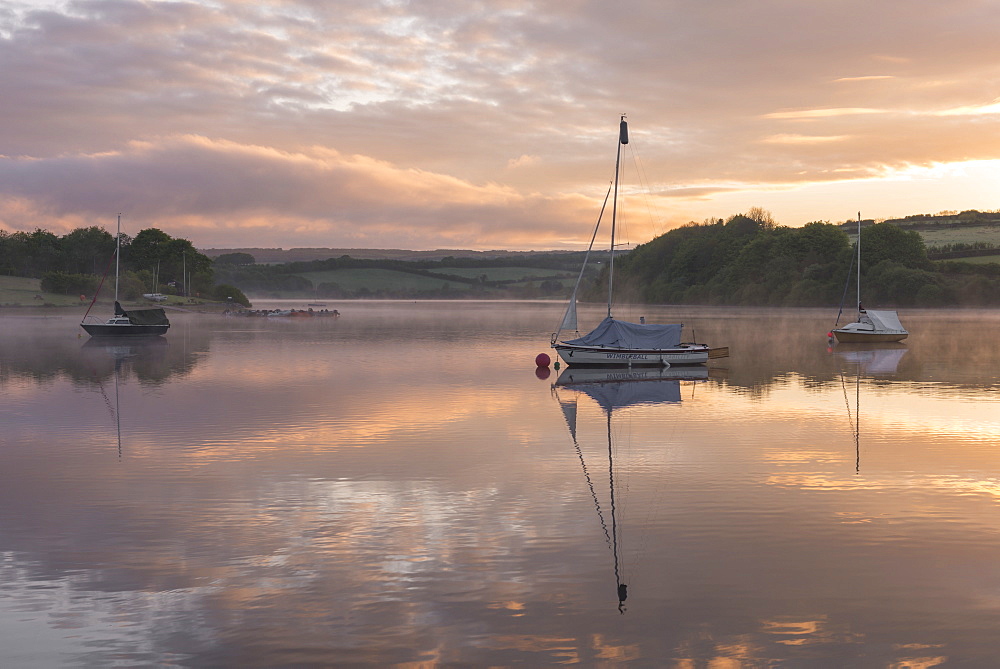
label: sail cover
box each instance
[563,317,682,349]
[123,306,170,326]
[865,310,906,332]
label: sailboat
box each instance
[553,365,705,612]
[831,213,908,343]
[551,116,718,367]
[80,215,170,337]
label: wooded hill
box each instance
[594,213,1000,308]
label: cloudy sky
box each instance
[2,0,999,251]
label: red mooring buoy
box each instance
[535,353,551,367]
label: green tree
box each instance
[211,283,251,307]
[122,228,213,292]
[126,228,172,271]
[117,270,148,300]
[0,231,28,275]
[40,272,99,295]
[62,226,116,275]
[214,252,256,266]
[317,282,343,298]
[860,222,930,270]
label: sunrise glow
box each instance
[1,1,998,249]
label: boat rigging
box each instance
[80,214,170,337]
[551,116,725,367]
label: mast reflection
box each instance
[832,344,908,474]
[553,366,707,613]
[81,338,169,458]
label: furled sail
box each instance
[121,305,170,326]
[563,317,682,350]
[864,310,905,333]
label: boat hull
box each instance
[81,323,169,337]
[554,343,710,367]
[832,330,907,343]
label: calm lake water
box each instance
[2,301,1000,667]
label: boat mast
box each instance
[856,211,861,313]
[608,115,628,317]
[115,213,121,303]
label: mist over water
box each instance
[2,302,1000,666]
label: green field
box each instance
[0,276,84,307]
[438,266,571,281]
[843,224,1000,256]
[297,268,471,293]
[949,254,1000,265]
[918,225,1000,247]
[295,266,576,293]
[843,223,1000,249]
[0,275,222,308]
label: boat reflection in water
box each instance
[81,337,169,457]
[80,336,169,379]
[553,365,707,613]
[81,335,169,358]
[832,343,907,474]
[834,343,908,376]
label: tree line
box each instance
[0,226,219,301]
[588,212,1000,308]
[10,215,999,308]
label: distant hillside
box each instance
[610,215,1000,308]
[199,247,579,263]
[837,211,1000,233]
[885,210,1000,229]
[837,210,1000,259]
[211,251,601,300]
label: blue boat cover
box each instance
[563,317,682,349]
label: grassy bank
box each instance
[0,275,232,311]
[952,254,1000,264]
[0,276,82,307]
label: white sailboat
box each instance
[80,215,170,337]
[831,213,908,343]
[551,116,716,367]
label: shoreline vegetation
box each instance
[0,276,237,313]
[3,209,999,308]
